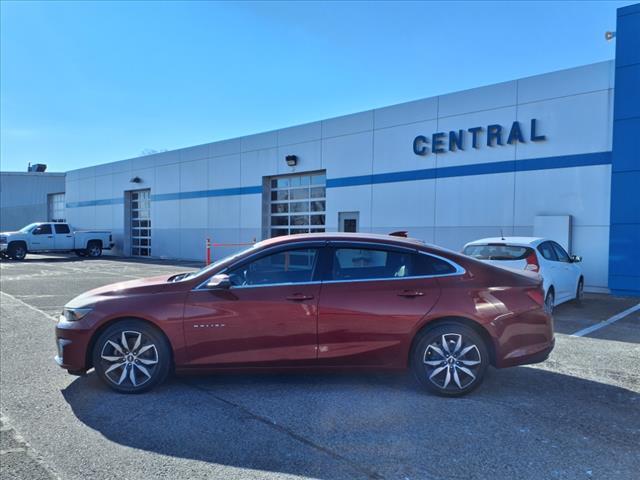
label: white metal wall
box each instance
[66,61,614,290]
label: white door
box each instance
[53,224,74,250]
[551,241,577,300]
[30,224,55,250]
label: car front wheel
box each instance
[92,320,171,393]
[545,289,555,314]
[411,323,489,397]
[8,243,27,261]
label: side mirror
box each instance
[206,273,231,289]
[570,255,582,263]
[33,227,43,235]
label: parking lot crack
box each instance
[181,379,386,480]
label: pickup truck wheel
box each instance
[8,243,27,261]
[87,242,102,258]
[75,249,87,257]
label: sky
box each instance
[0,0,634,172]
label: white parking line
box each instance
[571,303,640,337]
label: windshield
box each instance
[19,223,40,233]
[463,244,533,261]
[180,243,261,280]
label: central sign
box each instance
[412,118,546,156]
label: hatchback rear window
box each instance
[463,244,533,260]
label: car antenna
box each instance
[500,229,505,241]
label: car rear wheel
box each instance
[8,243,27,261]
[545,289,555,314]
[86,241,102,258]
[92,320,171,393]
[411,323,489,397]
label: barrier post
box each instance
[205,238,211,265]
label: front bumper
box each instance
[55,316,92,374]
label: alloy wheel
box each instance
[88,245,101,257]
[545,291,554,314]
[423,333,482,391]
[12,246,26,260]
[99,330,159,387]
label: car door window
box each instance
[54,224,70,234]
[228,248,318,286]
[331,247,412,281]
[551,242,570,263]
[537,242,558,261]
[33,224,52,235]
[412,253,457,275]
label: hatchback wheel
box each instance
[92,320,170,393]
[411,323,489,397]
[545,289,555,314]
[575,278,584,303]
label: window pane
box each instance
[537,242,557,261]
[311,201,325,212]
[290,188,309,200]
[290,202,308,213]
[271,203,288,214]
[271,228,289,237]
[463,244,532,260]
[290,228,310,234]
[310,215,325,226]
[228,248,318,286]
[310,187,325,198]
[54,224,70,234]
[271,190,289,201]
[271,216,289,226]
[311,174,326,185]
[290,215,309,226]
[413,254,456,275]
[552,243,570,262]
[332,248,411,281]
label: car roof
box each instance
[464,237,546,247]
[256,232,427,249]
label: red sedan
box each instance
[55,233,554,396]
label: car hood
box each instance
[65,274,182,308]
[0,231,19,236]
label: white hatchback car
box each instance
[463,237,584,313]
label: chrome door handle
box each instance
[398,290,425,297]
[286,294,314,301]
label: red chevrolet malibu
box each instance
[55,233,554,396]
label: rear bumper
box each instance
[103,242,115,251]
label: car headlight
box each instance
[62,307,93,322]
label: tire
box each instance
[75,249,87,257]
[86,241,102,258]
[411,323,489,397]
[8,243,27,261]
[92,320,171,394]
[545,289,555,315]
[574,278,584,304]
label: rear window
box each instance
[463,244,533,261]
[54,224,70,234]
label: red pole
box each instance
[206,238,211,265]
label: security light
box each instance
[285,155,298,167]
[130,176,142,183]
[605,31,616,41]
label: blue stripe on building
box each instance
[67,151,612,209]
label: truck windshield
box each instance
[19,223,40,233]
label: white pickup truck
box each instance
[0,222,114,260]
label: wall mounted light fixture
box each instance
[285,155,298,167]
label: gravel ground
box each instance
[1,254,638,480]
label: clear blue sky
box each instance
[0,0,634,172]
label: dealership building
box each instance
[4,3,635,296]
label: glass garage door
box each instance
[130,189,151,257]
[269,172,326,238]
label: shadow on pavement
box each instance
[61,367,640,480]
[0,254,203,269]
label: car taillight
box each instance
[525,251,539,272]
[526,288,545,307]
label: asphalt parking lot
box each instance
[1,254,639,480]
